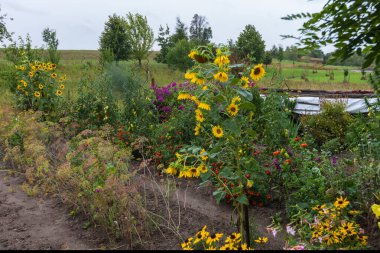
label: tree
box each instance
[189,14,212,44]
[99,14,130,62]
[170,17,188,44]
[166,39,197,71]
[263,51,273,68]
[125,12,154,67]
[284,45,299,62]
[155,24,172,63]
[281,0,380,71]
[42,27,60,64]
[270,45,278,58]
[236,24,265,63]
[277,46,284,62]
[0,6,12,45]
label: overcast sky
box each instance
[1,0,333,52]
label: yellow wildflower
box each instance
[212,125,223,138]
[214,71,228,83]
[250,63,265,81]
[198,102,211,111]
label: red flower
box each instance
[284,159,291,165]
[273,150,281,156]
[300,143,308,148]
[267,194,271,200]
[294,136,301,142]
[265,170,271,175]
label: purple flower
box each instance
[178,104,185,111]
[273,158,281,171]
[331,156,338,167]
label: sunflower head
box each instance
[212,125,223,138]
[227,103,239,117]
[250,64,265,81]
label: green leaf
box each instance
[236,89,253,101]
[236,195,249,205]
[213,188,226,204]
[222,119,240,136]
[239,101,256,111]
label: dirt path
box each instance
[0,171,102,250]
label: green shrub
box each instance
[301,101,353,151]
[166,39,197,71]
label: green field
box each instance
[0,50,374,95]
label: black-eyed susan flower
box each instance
[195,109,205,122]
[181,237,193,249]
[250,64,265,81]
[34,91,41,98]
[56,90,62,96]
[334,196,349,209]
[212,125,223,138]
[206,233,223,244]
[225,232,241,244]
[238,243,253,250]
[200,149,208,160]
[198,164,208,174]
[214,71,228,83]
[254,237,268,244]
[198,102,211,111]
[194,225,209,244]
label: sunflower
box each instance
[227,103,239,117]
[17,85,22,90]
[250,64,265,81]
[29,71,35,78]
[60,84,65,89]
[198,102,211,111]
[202,85,208,91]
[200,149,208,160]
[51,73,57,78]
[56,90,63,96]
[165,166,178,176]
[37,64,43,70]
[194,123,201,136]
[179,170,190,178]
[214,55,230,67]
[185,72,196,80]
[177,93,191,100]
[51,63,57,69]
[188,167,200,178]
[240,76,249,88]
[225,232,241,244]
[214,71,228,83]
[188,50,197,59]
[20,65,25,71]
[212,125,223,138]
[334,196,349,209]
[372,204,380,218]
[254,237,268,244]
[21,80,27,87]
[194,77,205,85]
[231,96,241,104]
[195,109,205,122]
[206,233,223,245]
[34,91,41,98]
[191,95,200,105]
[39,84,44,89]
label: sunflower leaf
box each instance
[236,195,249,205]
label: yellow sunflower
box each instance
[17,85,22,90]
[198,164,208,174]
[56,90,63,96]
[34,91,41,98]
[214,71,228,83]
[194,77,205,85]
[39,84,44,89]
[250,63,265,81]
[240,76,249,88]
[202,85,208,91]
[188,50,197,59]
[165,166,178,176]
[188,167,200,178]
[51,73,57,78]
[29,71,35,78]
[212,125,223,138]
[334,196,349,209]
[185,72,196,80]
[214,55,230,67]
[195,109,205,122]
[198,102,211,111]
[194,123,201,136]
[60,84,65,89]
[231,96,241,104]
[227,103,239,117]
[177,93,191,100]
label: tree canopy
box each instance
[235,24,265,63]
[282,0,380,70]
[0,6,12,45]
[189,14,212,44]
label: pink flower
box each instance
[286,225,296,236]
